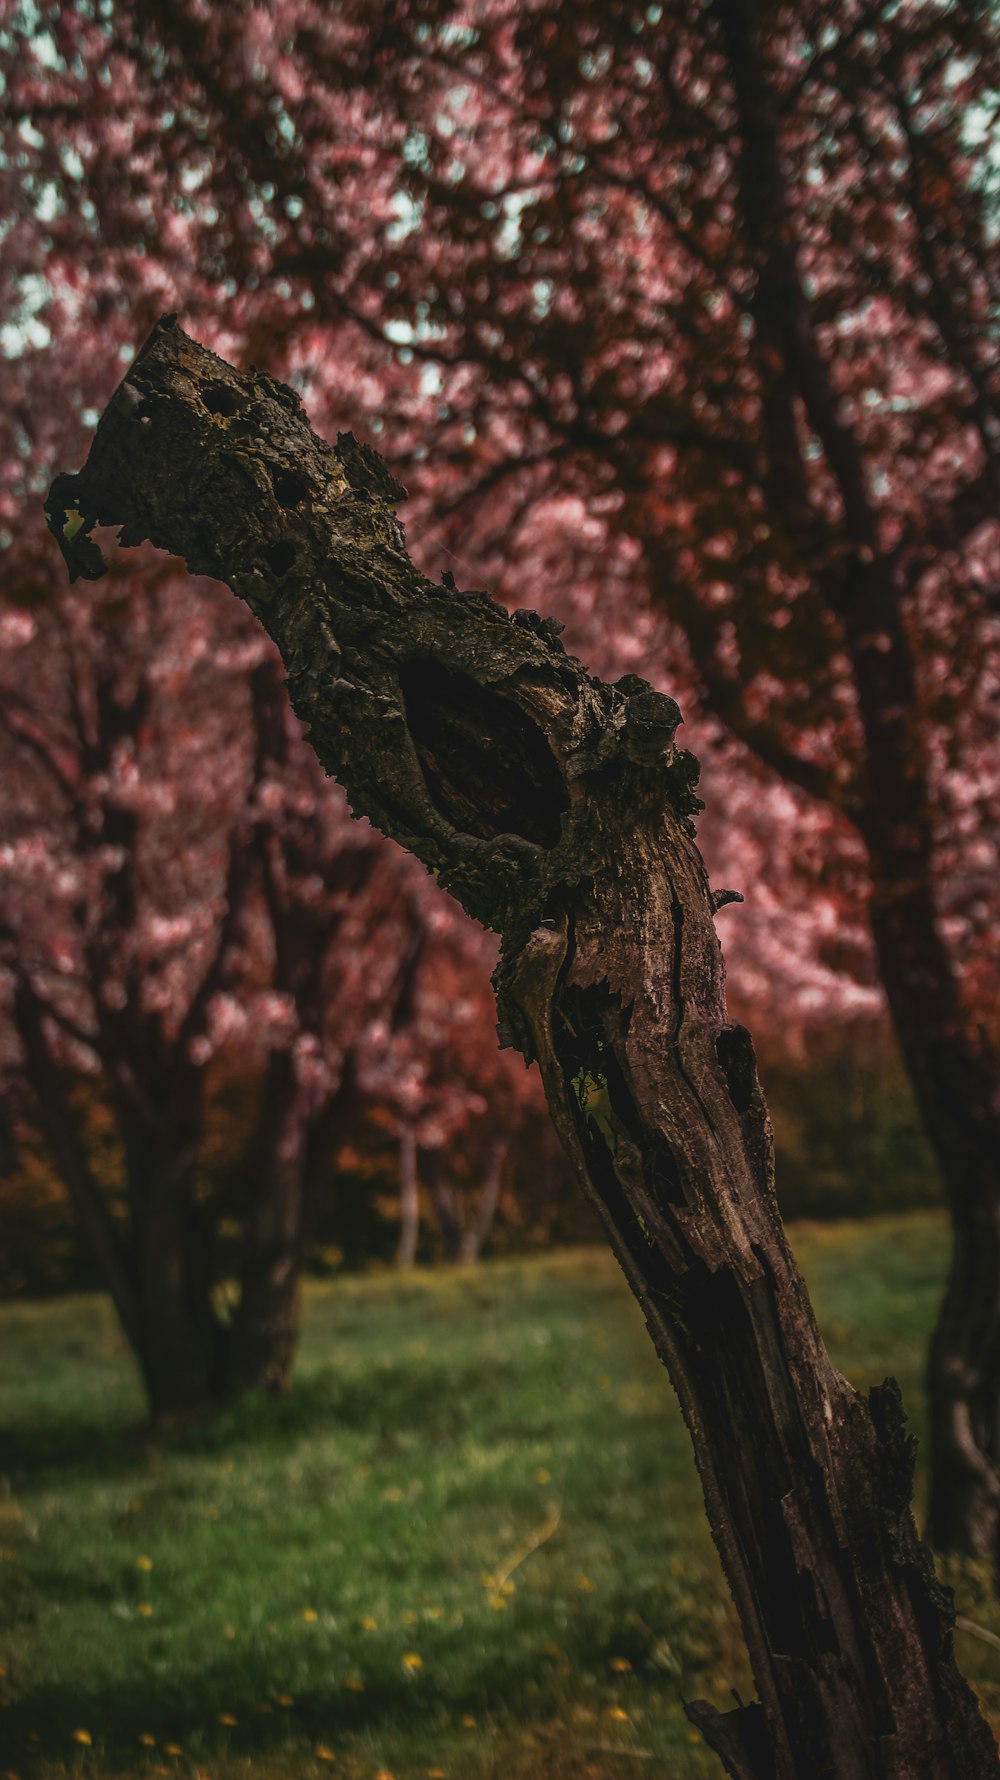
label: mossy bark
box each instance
[46,315,997,1779]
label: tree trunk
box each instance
[119,1074,228,1422]
[10,969,142,1354]
[459,1135,508,1263]
[46,316,999,1778]
[229,1049,309,1396]
[426,1149,462,1257]
[396,1125,420,1269]
[709,0,1000,1566]
[11,960,230,1422]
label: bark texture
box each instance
[46,316,998,1779]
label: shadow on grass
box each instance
[2,1591,691,1778]
[3,1354,517,1489]
[3,1658,459,1775]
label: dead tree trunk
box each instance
[45,316,997,1780]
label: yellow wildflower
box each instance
[607,1706,629,1722]
[72,1731,92,1746]
[218,1714,237,1727]
[534,1468,551,1485]
[276,1694,294,1707]
[301,1608,318,1623]
[344,1674,364,1692]
[138,1602,154,1617]
[315,1746,335,1762]
[164,1745,182,1757]
[139,1734,156,1747]
[610,1656,632,1673]
[461,1716,476,1729]
[575,1574,595,1592]
[136,1556,153,1572]
[401,1652,423,1673]
[359,1615,378,1631]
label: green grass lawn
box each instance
[2,1212,1000,1780]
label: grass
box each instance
[2,1211,1000,1780]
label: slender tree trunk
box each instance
[232,1058,364,1394]
[834,567,1000,1560]
[47,316,999,1778]
[396,1125,420,1269]
[459,1135,508,1263]
[425,1149,462,1257]
[120,1076,228,1422]
[10,970,142,1353]
[229,1050,309,1396]
[11,963,230,1421]
[712,0,1000,1564]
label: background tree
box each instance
[51,314,997,1780]
[353,885,548,1263]
[0,575,456,1417]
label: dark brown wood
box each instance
[46,316,998,1779]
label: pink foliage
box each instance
[1,0,996,1167]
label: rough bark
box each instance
[45,316,998,1779]
[710,0,1000,1566]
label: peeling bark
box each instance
[45,316,998,1779]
